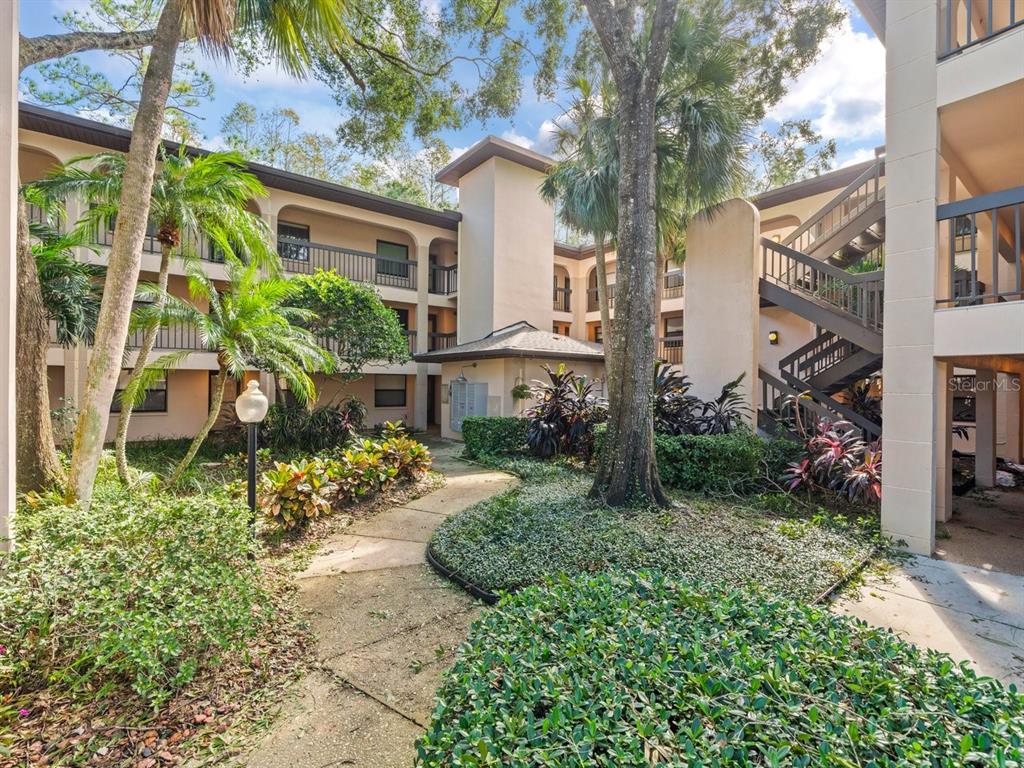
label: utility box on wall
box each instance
[449,378,488,432]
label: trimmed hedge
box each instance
[595,425,800,493]
[461,416,528,459]
[418,571,1024,767]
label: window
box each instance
[278,221,310,261]
[393,308,410,330]
[111,370,167,413]
[376,240,411,280]
[592,324,603,343]
[374,374,407,407]
[663,315,684,337]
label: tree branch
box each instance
[20,29,159,72]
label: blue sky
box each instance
[19,1,885,172]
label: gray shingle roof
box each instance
[414,321,605,363]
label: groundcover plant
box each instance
[417,571,1024,767]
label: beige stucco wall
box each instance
[684,199,760,416]
[438,356,605,440]
[758,306,816,375]
[2,3,17,548]
[880,0,941,555]
[315,372,417,429]
[457,158,554,342]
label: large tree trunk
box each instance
[114,241,172,483]
[167,364,227,486]
[65,0,184,505]
[584,0,678,507]
[14,194,63,491]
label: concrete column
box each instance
[975,368,997,487]
[0,1,18,549]
[879,0,940,555]
[935,360,954,522]
[413,243,430,431]
[683,198,759,416]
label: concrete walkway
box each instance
[837,555,1024,686]
[242,443,516,768]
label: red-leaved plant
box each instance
[782,416,882,504]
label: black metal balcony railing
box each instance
[94,224,225,262]
[406,330,417,355]
[663,270,684,299]
[937,186,1023,307]
[429,264,458,295]
[428,332,457,352]
[587,283,617,312]
[553,286,572,312]
[940,0,1022,58]
[125,323,210,351]
[277,237,416,290]
[657,335,684,365]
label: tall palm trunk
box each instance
[167,364,227,486]
[593,234,615,386]
[114,240,172,483]
[15,194,63,490]
[66,0,185,505]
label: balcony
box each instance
[428,332,457,351]
[94,223,224,263]
[429,264,458,295]
[663,269,684,299]
[553,286,571,312]
[940,0,1023,58]
[657,335,684,365]
[278,237,416,290]
[936,186,1023,307]
[587,283,616,312]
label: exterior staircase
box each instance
[757,154,886,441]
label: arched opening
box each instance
[428,235,458,295]
[553,264,571,312]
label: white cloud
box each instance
[769,17,885,142]
[837,147,877,168]
[499,129,535,149]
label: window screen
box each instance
[375,374,407,407]
[111,370,167,413]
[376,240,411,279]
[278,221,310,261]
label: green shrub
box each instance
[0,488,269,709]
[430,460,873,599]
[655,430,800,493]
[259,434,432,530]
[418,571,1024,767]
[461,416,528,459]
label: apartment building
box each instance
[682,0,1024,555]
[14,0,1023,554]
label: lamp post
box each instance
[234,380,269,540]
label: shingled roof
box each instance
[414,321,605,363]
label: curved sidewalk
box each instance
[241,442,516,768]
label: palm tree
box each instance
[34,148,273,482]
[137,258,334,485]
[541,76,619,381]
[66,0,351,505]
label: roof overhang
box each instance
[435,135,554,187]
[415,348,605,364]
[753,156,881,211]
[18,103,461,231]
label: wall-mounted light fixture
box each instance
[768,330,780,345]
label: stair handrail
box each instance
[761,238,884,331]
[758,367,881,442]
[781,156,885,252]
